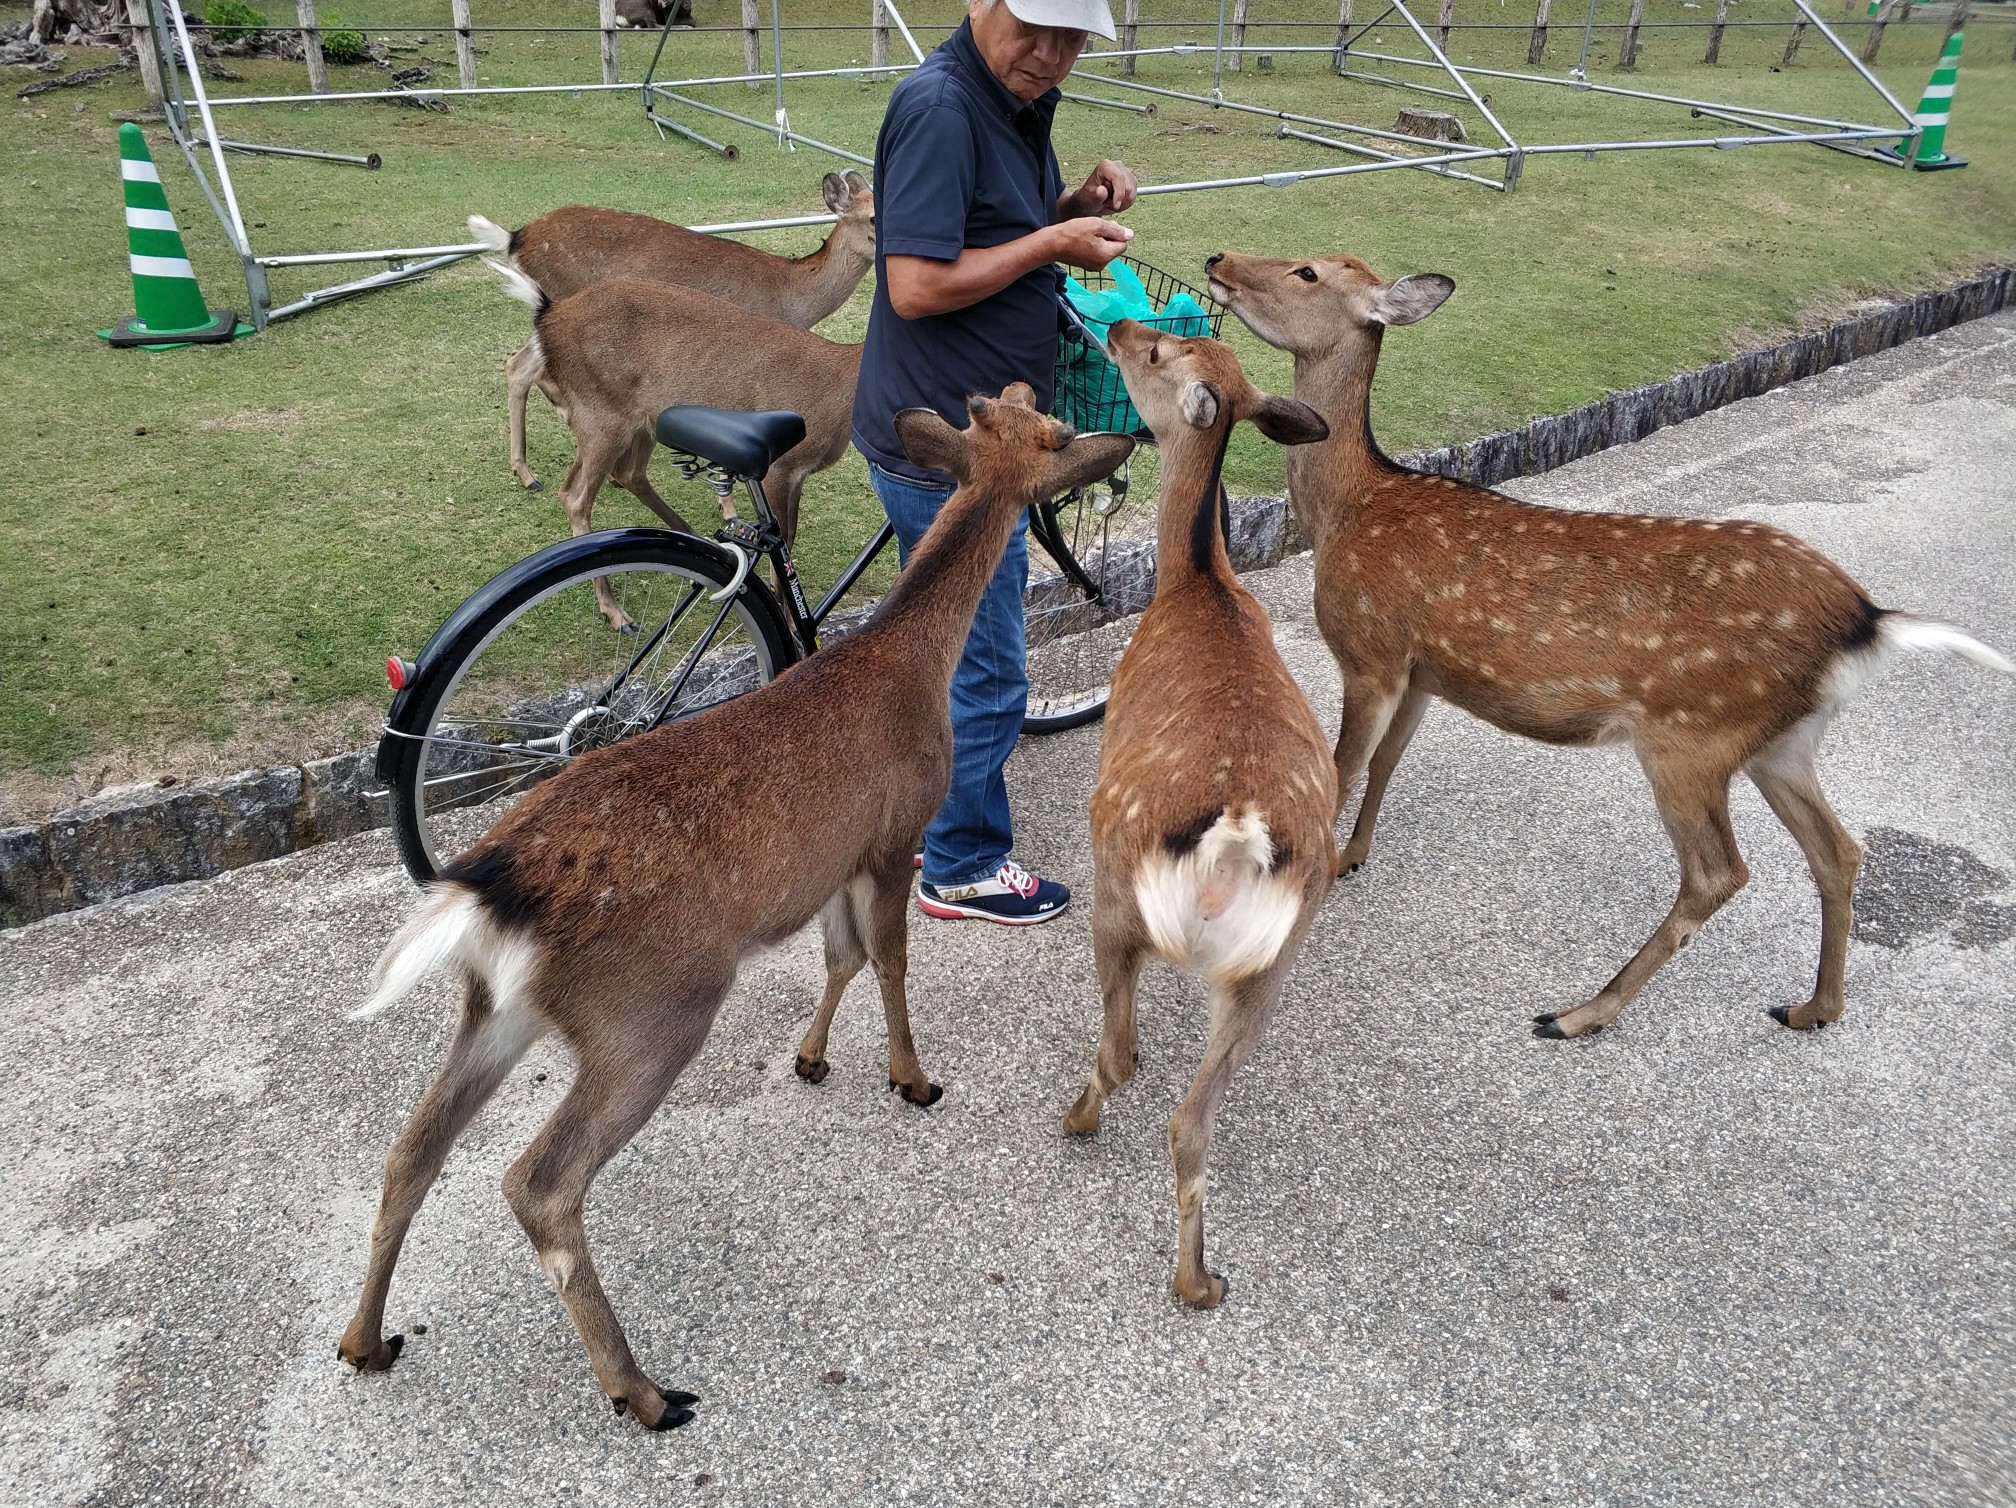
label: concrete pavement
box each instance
[4,312,2013,1507]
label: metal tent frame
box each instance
[141,0,1922,331]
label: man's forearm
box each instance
[885,231,1060,320]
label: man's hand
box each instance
[1050,216,1133,273]
[1061,159,1138,219]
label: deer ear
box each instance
[894,408,970,483]
[1369,273,1455,327]
[821,172,849,213]
[1037,431,1136,502]
[1249,393,1329,447]
[1179,379,1221,431]
[842,169,870,199]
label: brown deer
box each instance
[490,260,861,627]
[1206,248,2013,1040]
[1063,321,1336,1308]
[470,170,875,491]
[337,388,1133,1430]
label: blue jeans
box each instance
[869,461,1027,887]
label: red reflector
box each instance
[386,656,414,691]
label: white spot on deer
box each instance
[1702,521,1722,531]
[1490,617,1515,633]
[1775,609,1798,628]
[1644,633,1664,650]
[1732,559,1757,578]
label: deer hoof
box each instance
[794,1054,829,1084]
[526,478,544,492]
[1532,1013,1603,1040]
[1177,1272,1229,1309]
[890,1077,943,1107]
[1768,1004,1832,1032]
[646,1403,696,1431]
[339,1333,403,1370]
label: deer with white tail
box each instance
[338,389,1133,1428]
[1062,321,1334,1308]
[470,171,874,492]
[1205,248,2012,1040]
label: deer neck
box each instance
[870,473,1040,687]
[785,233,860,327]
[1288,326,1399,547]
[1153,423,1235,595]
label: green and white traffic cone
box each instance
[1884,31,1968,172]
[97,123,245,349]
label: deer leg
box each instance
[1328,675,1406,875]
[500,1007,716,1430]
[1536,759,1749,1040]
[1169,963,1289,1308]
[507,341,546,491]
[795,877,872,1084]
[560,428,643,630]
[609,428,700,536]
[340,977,547,1372]
[1339,683,1431,875]
[1063,888,1145,1136]
[857,848,941,1106]
[1748,735,1863,1031]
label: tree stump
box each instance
[1394,106,1467,142]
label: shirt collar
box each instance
[947,18,1061,128]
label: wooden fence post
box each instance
[450,0,476,89]
[1123,0,1139,74]
[1703,0,1732,62]
[1619,0,1647,66]
[1228,0,1249,70]
[598,0,618,84]
[124,0,165,108]
[1860,0,1907,63]
[870,0,888,75]
[741,0,760,88]
[1526,0,1551,64]
[1333,0,1354,69]
[295,0,326,93]
[1943,0,1968,41]
[1438,0,1455,50]
[1781,16,1808,63]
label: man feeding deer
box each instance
[853,0,1138,926]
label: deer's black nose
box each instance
[1205,252,1224,270]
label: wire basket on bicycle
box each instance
[1052,256,1226,438]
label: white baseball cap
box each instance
[1002,0,1118,41]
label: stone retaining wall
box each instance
[5,265,2011,928]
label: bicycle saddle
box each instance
[654,406,807,479]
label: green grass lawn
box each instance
[1,0,2011,816]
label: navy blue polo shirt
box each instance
[852,19,1068,484]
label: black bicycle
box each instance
[378,258,1223,883]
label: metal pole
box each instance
[652,88,873,164]
[1793,0,1916,123]
[194,135,381,166]
[771,0,785,132]
[450,0,476,89]
[646,108,740,157]
[598,0,619,85]
[1573,0,1600,78]
[295,0,326,92]
[881,0,924,62]
[1212,0,1227,98]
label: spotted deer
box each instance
[1206,248,2013,1040]
[338,388,1133,1430]
[1063,321,1335,1307]
[489,261,861,626]
[470,170,875,491]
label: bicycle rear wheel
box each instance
[1021,447,1162,734]
[382,529,794,883]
